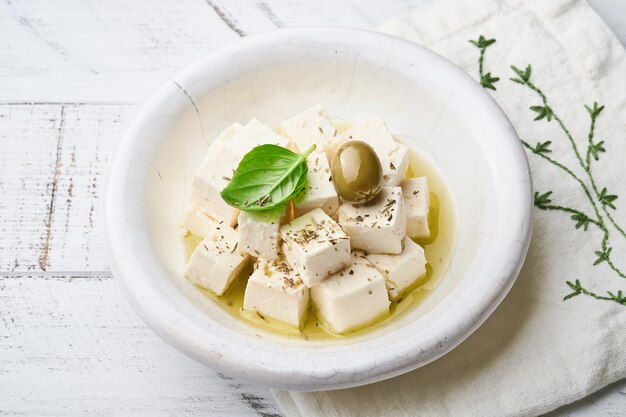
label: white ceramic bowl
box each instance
[103,27,532,391]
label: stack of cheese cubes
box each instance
[182,105,431,334]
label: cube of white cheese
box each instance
[311,252,390,334]
[366,237,427,300]
[338,186,407,254]
[295,152,339,217]
[189,120,291,226]
[184,220,249,296]
[180,201,216,238]
[191,151,240,226]
[225,118,291,157]
[210,122,246,153]
[237,210,281,259]
[281,105,337,153]
[280,208,351,288]
[330,117,409,186]
[243,258,309,328]
[189,123,244,226]
[401,177,431,239]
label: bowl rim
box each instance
[102,26,533,391]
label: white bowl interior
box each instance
[106,28,530,390]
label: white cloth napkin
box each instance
[272,0,626,415]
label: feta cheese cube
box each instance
[281,105,337,153]
[401,177,431,239]
[189,120,291,226]
[295,152,339,217]
[180,201,216,238]
[237,210,281,259]
[225,118,291,157]
[190,123,244,226]
[280,208,351,288]
[191,151,240,226]
[330,117,409,186]
[311,252,390,334]
[338,186,406,254]
[243,258,309,327]
[184,220,249,296]
[210,122,246,153]
[366,237,427,300]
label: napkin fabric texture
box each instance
[272,0,626,415]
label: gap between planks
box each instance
[0,101,139,106]
[0,271,112,278]
[38,105,65,271]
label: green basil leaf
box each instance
[220,144,316,212]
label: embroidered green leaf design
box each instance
[585,102,605,118]
[563,292,581,300]
[470,43,626,307]
[594,247,612,266]
[585,102,606,168]
[571,212,592,231]
[534,191,553,209]
[598,187,618,209]
[469,35,499,91]
[480,72,500,90]
[532,140,552,154]
[530,105,553,121]
[564,279,583,300]
[472,46,626,306]
[564,280,626,305]
[469,35,496,48]
[606,290,626,305]
[510,64,532,84]
[588,140,606,161]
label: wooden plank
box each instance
[204,0,426,35]
[0,0,426,103]
[0,0,238,103]
[47,104,137,271]
[0,105,62,272]
[0,274,282,417]
[0,104,134,273]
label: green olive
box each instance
[331,140,382,204]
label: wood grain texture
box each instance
[0,105,62,272]
[0,0,425,103]
[0,275,281,417]
[0,0,625,416]
[46,105,136,271]
[0,104,135,273]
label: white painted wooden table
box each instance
[1,1,625,415]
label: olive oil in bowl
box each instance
[184,145,457,340]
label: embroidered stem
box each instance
[512,66,626,240]
[598,232,626,279]
[586,118,595,167]
[469,35,500,90]
[522,139,626,280]
[507,63,626,305]
[521,140,604,225]
[541,205,601,228]
[479,47,485,77]
[585,102,606,168]
[564,279,626,305]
